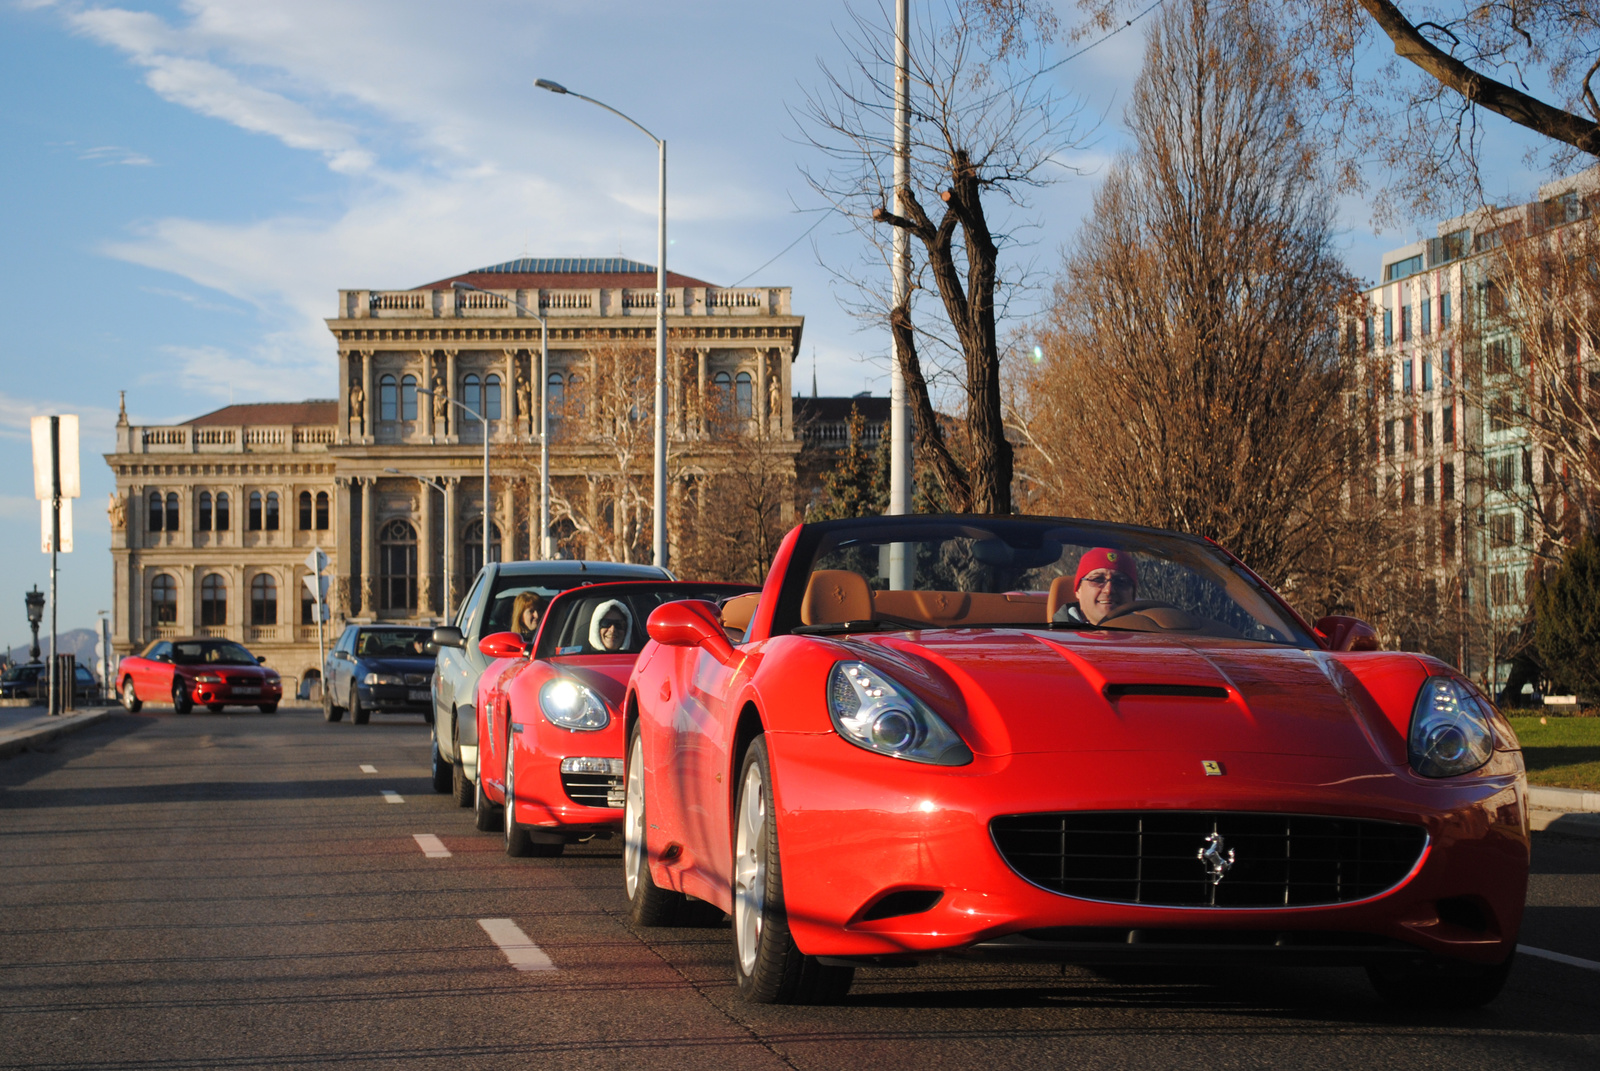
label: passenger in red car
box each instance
[1059,547,1138,625]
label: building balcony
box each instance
[338,286,792,321]
[120,424,336,455]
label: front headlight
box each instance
[827,661,972,766]
[1409,676,1495,778]
[195,674,222,683]
[540,678,609,731]
[363,672,405,686]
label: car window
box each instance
[356,629,431,657]
[2,664,40,683]
[482,575,602,637]
[75,667,94,682]
[455,572,487,630]
[172,641,259,665]
[535,583,756,659]
[151,642,172,661]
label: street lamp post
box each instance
[416,388,492,584]
[24,586,44,663]
[536,77,667,569]
[451,282,550,558]
[384,469,453,616]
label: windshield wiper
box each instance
[791,620,887,636]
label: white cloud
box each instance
[78,144,154,166]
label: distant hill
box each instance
[6,628,104,675]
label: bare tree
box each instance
[1010,0,1368,591]
[800,0,1090,513]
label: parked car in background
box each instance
[323,625,435,725]
[429,560,670,807]
[118,637,282,714]
[0,662,102,704]
[471,580,757,855]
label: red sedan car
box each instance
[474,581,757,857]
[625,514,1529,1008]
[118,637,283,714]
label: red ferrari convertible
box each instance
[473,580,757,857]
[624,514,1529,1007]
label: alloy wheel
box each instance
[733,760,767,976]
[624,734,647,899]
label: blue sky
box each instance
[0,0,1554,638]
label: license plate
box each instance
[233,686,260,696]
[408,689,430,701]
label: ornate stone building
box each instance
[105,257,804,687]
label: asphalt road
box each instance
[2,706,1598,1071]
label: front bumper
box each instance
[763,733,1529,966]
[188,681,282,705]
[358,683,432,712]
[506,716,625,837]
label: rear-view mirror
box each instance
[478,632,527,660]
[1313,615,1380,652]
[647,601,735,665]
[431,626,464,650]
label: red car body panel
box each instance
[629,522,1530,967]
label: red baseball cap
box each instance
[1074,547,1138,591]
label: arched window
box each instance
[165,492,180,532]
[250,574,278,625]
[200,574,227,627]
[379,373,398,421]
[315,491,329,530]
[216,492,231,531]
[298,491,313,530]
[148,491,163,532]
[198,491,213,532]
[484,373,502,420]
[248,491,263,531]
[401,374,418,421]
[464,519,502,578]
[462,374,481,420]
[265,491,280,531]
[714,370,733,415]
[151,574,177,624]
[380,519,418,611]
[735,371,753,419]
[547,372,565,417]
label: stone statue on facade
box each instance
[516,371,533,433]
[432,375,448,432]
[106,492,126,531]
[769,375,782,430]
[349,379,365,436]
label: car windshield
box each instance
[483,575,639,635]
[776,517,1314,647]
[171,641,259,665]
[535,583,757,659]
[356,629,431,657]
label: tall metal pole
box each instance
[540,310,551,558]
[48,416,60,716]
[483,411,491,569]
[654,138,668,569]
[889,0,912,519]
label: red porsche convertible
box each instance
[473,580,757,857]
[624,514,1529,1007]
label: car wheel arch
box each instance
[730,701,768,838]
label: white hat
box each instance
[587,599,634,651]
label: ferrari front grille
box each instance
[990,811,1427,908]
[561,772,624,809]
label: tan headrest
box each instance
[801,570,874,626]
[720,592,760,633]
[1046,575,1076,622]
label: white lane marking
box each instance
[479,918,555,972]
[381,790,404,804]
[1520,944,1600,973]
[360,764,377,773]
[413,834,450,858]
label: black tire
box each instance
[323,682,344,723]
[258,703,278,714]
[625,724,690,926]
[504,746,535,856]
[474,760,502,833]
[350,690,370,726]
[206,703,225,713]
[431,735,452,793]
[121,677,142,713]
[732,735,854,1005]
[1367,953,1515,1010]
[171,677,193,715]
[451,714,473,808]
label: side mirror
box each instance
[431,626,465,650]
[423,641,440,656]
[1313,615,1380,652]
[478,632,527,659]
[257,656,267,664]
[647,600,735,665]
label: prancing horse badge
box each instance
[1201,760,1225,776]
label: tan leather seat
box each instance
[720,592,760,636]
[1046,576,1076,622]
[801,570,874,626]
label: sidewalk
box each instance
[1529,784,1600,840]
[0,705,116,760]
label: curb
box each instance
[1532,810,1600,840]
[1529,785,1600,812]
[0,708,116,760]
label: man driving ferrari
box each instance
[1056,547,1138,626]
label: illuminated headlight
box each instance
[263,671,280,682]
[195,674,222,683]
[363,672,405,686]
[826,661,972,766]
[560,757,625,775]
[1409,676,1495,778]
[539,678,609,731]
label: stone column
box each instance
[778,347,793,440]
[359,477,377,618]
[360,350,375,444]
[337,351,351,445]
[501,481,516,563]
[754,350,767,436]
[333,477,352,621]
[445,350,459,444]
[671,350,684,439]
[420,351,435,440]
[696,348,709,438]
[416,480,434,617]
[230,562,244,641]
[504,349,517,442]
[443,476,459,616]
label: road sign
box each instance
[31,415,80,500]
[304,548,330,574]
[304,574,331,600]
[40,498,72,553]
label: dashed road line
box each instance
[413,834,450,858]
[1521,944,1600,973]
[360,764,377,773]
[479,918,555,971]
[381,790,404,804]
